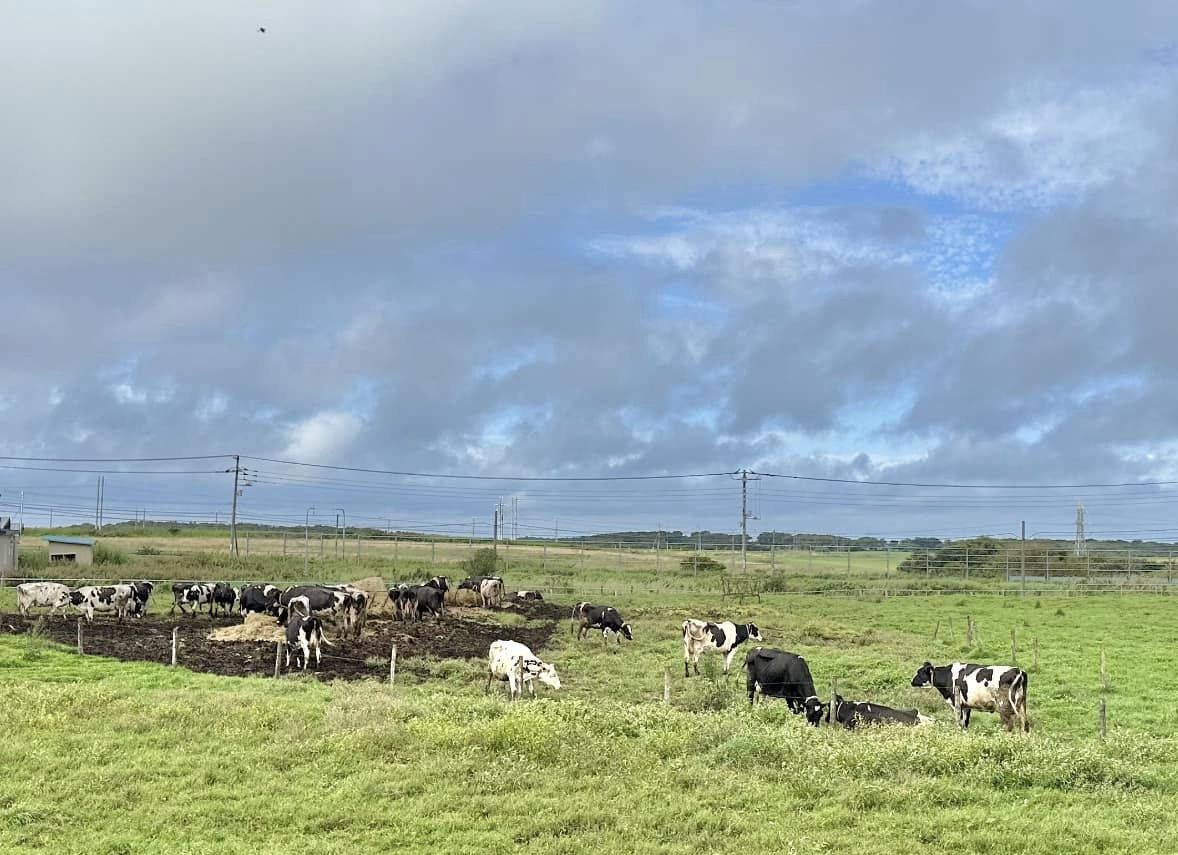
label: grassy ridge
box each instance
[2,588,1177,853]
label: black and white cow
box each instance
[386,584,414,620]
[911,661,1029,732]
[745,647,824,726]
[69,585,133,623]
[285,614,328,670]
[126,581,154,618]
[211,582,237,618]
[478,577,504,608]
[275,585,347,626]
[514,590,544,602]
[425,576,450,593]
[16,582,72,618]
[170,582,214,616]
[682,618,763,677]
[239,584,281,617]
[327,584,371,639]
[575,604,633,642]
[830,694,934,729]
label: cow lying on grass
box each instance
[829,694,934,729]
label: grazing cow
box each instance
[744,647,825,726]
[69,585,133,623]
[514,590,544,601]
[830,694,934,729]
[682,618,763,677]
[413,585,445,621]
[479,577,504,608]
[275,585,348,626]
[285,614,328,670]
[211,582,237,618]
[16,582,72,618]
[126,581,154,618]
[170,582,214,616]
[485,639,561,700]
[911,661,1029,732]
[575,604,633,642]
[239,584,280,617]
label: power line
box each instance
[754,470,1178,489]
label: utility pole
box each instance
[734,469,760,571]
[1021,520,1026,594]
[229,455,241,557]
[1074,503,1086,557]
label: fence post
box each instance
[966,615,974,648]
[283,533,287,556]
[964,546,969,579]
[394,536,399,561]
[1100,649,1107,690]
[1010,627,1017,662]
[846,550,851,577]
[925,549,930,577]
[932,619,940,641]
[663,668,670,703]
[886,546,891,578]
[389,643,397,685]
[76,617,83,655]
[828,678,838,725]
[320,535,324,558]
[432,540,436,564]
[770,542,776,571]
[245,530,250,557]
[1045,549,1050,583]
[1033,637,1039,672]
[543,542,547,571]
[357,531,361,560]
[171,627,179,666]
[274,642,283,678]
[1099,697,1107,739]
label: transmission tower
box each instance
[1074,503,1086,557]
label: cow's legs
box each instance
[723,649,737,675]
[484,670,494,694]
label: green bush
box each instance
[136,545,162,556]
[679,554,725,573]
[17,549,49,572]
[94,542,128,566]
[461,548,504,577]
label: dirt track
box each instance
[0,599,565,681]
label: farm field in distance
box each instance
[1,538,1176,853]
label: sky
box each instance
[5,2,1178,541]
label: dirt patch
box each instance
[0,598,562,682]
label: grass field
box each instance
[1,539,1175,853]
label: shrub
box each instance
[461,548,504,577]
[94,542,128,566]
[136,545,162,556]
[679,554,725,573]
[17,549,49,572]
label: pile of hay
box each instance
[208,612,284,643]
[445,588,480,607]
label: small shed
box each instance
[43,535,95,566]
[0,519,17,576]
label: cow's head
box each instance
[803,695,826,727]
[911,662,935,688]
[746,623,763,642]
[532,662,561,691]
[619,622,634,641]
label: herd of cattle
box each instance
[13,580,1029,731]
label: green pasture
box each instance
[1,562,1176,853]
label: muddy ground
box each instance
[0,598,565,682]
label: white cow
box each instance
[682,618,763,676]
[479,577,504,608]
[485,639,561,700]
[16,582,72,618]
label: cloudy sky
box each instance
[5,2,1178,540]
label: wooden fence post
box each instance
[171,627,179,666]
[965,615,974,648]
[663,668,670,703]
[76,617,83,655]
[389,643,397,685]
[1100,649,1107,690]
[932,619,940,641]
[283,533,287,556]
[274,642,283,678]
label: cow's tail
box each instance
[1011,670,1029,733]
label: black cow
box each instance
[745,647,824,726]
[127,581,154,618]
[240,584,280,617]
[211,582,237,617]
[413,585,445,621]
[575,604,632,642]
[275,585,346,626]
[425,576,450,592]
[830,694,934,729]
[911,661,1029,732]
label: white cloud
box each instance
[280,410,363,463]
